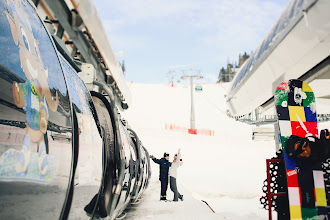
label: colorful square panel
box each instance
[276,81,288,90]
[276,106,290,120]
[275,89,288,106]
[288,80,303,107]
[317,207,328,216]
[298,169,316,208]
[284,152,297,170]
[287,169,299,187]
[279,120,292,137]
[288,187,302,206]
[290,80,303,89]
[281,136,289,152]
[291,121,318,137]
[288,106,306,122]
[305,122,318,136]
[314,188,327,207]
[302,81,313,92]
[301,208,318,219]
[313,171,325,189]
[289,205,302,220]
[303,92,315,107]
[304,107,317,122]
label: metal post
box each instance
[274,122,281,153]
[190,77,195,130]
[181,71,202,134]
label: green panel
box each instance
[275,90,288,106]
[280,136,289,153]
[301,208,318,220]
[303,92,315,107]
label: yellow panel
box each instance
[302,82,313,92]
[288,106,306,122]
[315,188,327,207]
[290,205,302,220]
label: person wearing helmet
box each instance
[169,148,183,201]
[150,152,171,200]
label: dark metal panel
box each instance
[43,0,105,81]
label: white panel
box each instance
[279,120,292,137]
[313,170,325,189]
[288,187,301,206]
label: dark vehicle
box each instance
[0,0,150,219]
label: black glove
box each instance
[285,135,312,159]
[285,133,330,162]
[320,129,330,160]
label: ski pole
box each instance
[201,200,215,213]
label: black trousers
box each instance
[170,176,181,201]
[160,177,168,197]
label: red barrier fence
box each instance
[165,123,215,136]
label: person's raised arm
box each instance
[177,148,181,160]
[150,155,161,164]
[177,149,183,166]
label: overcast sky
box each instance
[93,0,290,84]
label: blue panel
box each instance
[304,107,317,122]
[284,152,297,170]
[317,206,328,215]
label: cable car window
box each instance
[58,53,103,219]
[0,0,72,219]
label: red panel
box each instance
[305,121,318,137]
[291,121,318,137]
[276,82,288,90]
[314,188,316,202]
[188,129,197,135]
[286,169,299,187]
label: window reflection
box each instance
[230,0,307,93]
[0,0,72,219]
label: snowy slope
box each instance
[121,83,276,219]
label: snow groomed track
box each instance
[121,83,278,219]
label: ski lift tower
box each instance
[167,70,176,87]
[181,69,203,134]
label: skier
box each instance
[150,152,171,200]
[169,148,183,201]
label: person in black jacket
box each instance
[150,152,172,200]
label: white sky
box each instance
[93,0,290,83]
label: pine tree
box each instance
[120,60,126,75]
[218,67,226,82]
[218,51,250,83]
[238,52,250,68]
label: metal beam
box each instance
[43,0,106,82]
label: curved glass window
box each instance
[59,53,103,219]
[230,0,312,93]
[0,0,72,218]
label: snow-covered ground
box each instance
[121,83,277,219]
